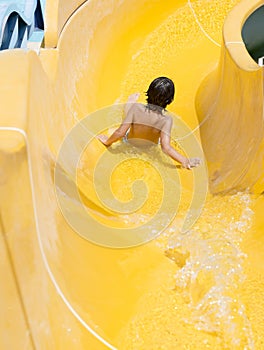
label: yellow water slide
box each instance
[0,0,264,349]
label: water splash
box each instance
[160,193,255,349]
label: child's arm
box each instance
[160,116,201,169]
[97,121,131,146]
[97,93,139,147]
[97,111,132,146]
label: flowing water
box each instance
[78,0,263,348]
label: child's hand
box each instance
[127,93,140,103]
[182,157,201,169]
[97,134,109,146]
[189,157,201,168]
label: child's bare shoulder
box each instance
[128,102,147,116]
[131,102,145,111]
[165,110,180,118]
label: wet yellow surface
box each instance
[0,0,264,349]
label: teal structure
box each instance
[0,0,45,50]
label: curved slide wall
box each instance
[1,0,264,349]
[196,0,264,194]
[44,0,86,47]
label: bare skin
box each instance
[97,93,201,169]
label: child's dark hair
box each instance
[145,77,175,112]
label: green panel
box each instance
[242,5,264,63]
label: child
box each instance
[97,77,201,169]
